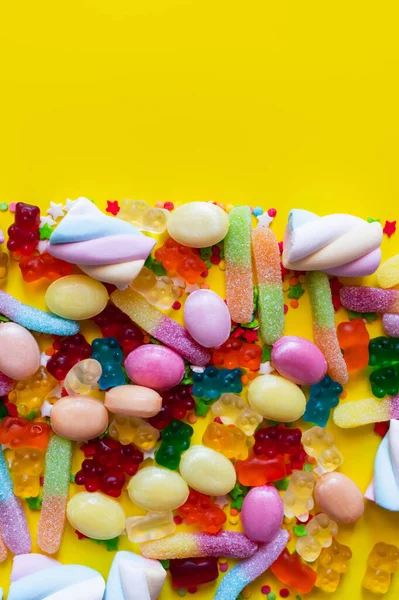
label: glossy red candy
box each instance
[93,304,144,354]
[177,489,226,534]
[7,202,40,257]
[169,557,219,587]
[212,337,262,371]
[19,253,72,282]
[47,334,92,380]
[253,424,307,473]
[337,318,370,371]
[270,549,317,594]
[0,416,51,450]
[235,453,287,486]
[148,385,195,430]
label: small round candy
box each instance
[45,274,109,320]
[67,491,126,539]
[184,290,231,348]
[50,396,108,442]
[241,485,284,542]
[271,336,327,385]
[124,345,185,390]
[0,322,40,380]
[315,472,364,524]
[167,202,229,248]
[104,384,162,418]
[248,374,306,422]
[128,466,189,512]
[179,445,236,496]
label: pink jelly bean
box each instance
[124,345,185,390]
[271,336,327,385]
[241,485,284,543]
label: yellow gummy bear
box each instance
[109,415,160,450]
[283,470,316,522]
[119,199,169,234]
[11,447,45,498]
[301,426,343,475]
[202,422,248,460]
[126,511,176,543]
[131,266,180,310]
[0,251,8,279]
[363,542,399,595]
[211,393,262,436]
[315,540,352,592]
[296,513,338,562]
[8,366,56,417]
[376,254,399,289]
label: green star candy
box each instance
[39,223,54,240]
[367,217,381,223]
[293,524,307,537]
[288,282,304,299]
[26,496,43,510]
[91,536,119,551]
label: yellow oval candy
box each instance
[45,274,109,320]
[167,202,229,248]
[67,491,126,539]
[128,466,189,512]
[376,254,399,288]
[179,445,236,495]
[248,374,306,422]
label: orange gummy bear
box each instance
[337,318,369,371]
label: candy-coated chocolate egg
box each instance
[184,290,231,348]
[315,472,364,523]
[50,396,108,442]
[167,202,229,248]
[0,322,40,380]
[179,445,236,495]
[128,466,189,512]
[241,486,284,542]
[271,336,327,385]
[248,374,306,422]
[45,274,109,320]
[124,345,185,390]
[105,384,162,417]
[67,491,126,539]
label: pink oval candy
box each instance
[125,345,185,390]
[105,385,162,417]
[184,290,231,348]
[315,472,364,524]
[271,335,327,385]
[241,485,283,542]
[0,322,40,380]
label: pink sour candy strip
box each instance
[383,314,399,337]
[340,286,399,314]
[0,371,13,396]
[0,450,31,555]
[141,532,258,560]
[111,288,211,365]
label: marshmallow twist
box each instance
[365,419,399,511]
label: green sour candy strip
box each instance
[43,435,72,497]
[306,271,334,329]
[225,206,252,268]
[258,283,284,345]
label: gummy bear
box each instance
[192,367,243,400]
[11,447,45,498]
[0,417,51,450]
[47,333,92,381]
[211,393,262,436]
[108,415,160,450]
[363,542,399,594]
[302,375,343,427]
[7,202,40,258]
[126,511,176,542]
[301,426,343,475]
[254,424,307,473]
[202,422,248,460]
[64,359,102,396]
[118,199,169,234]
[8,366,57,417]
[155,418,194,470]
[131,266,180,310]
[155,238,207,284]
[370,363,399,398]
[19,252,73,282]
[315,540,352,592]
[148,385,195,430]
[296,513,338,562]
[212,337,262,371]
[169,557,219,587]
[91,337,125,390]
[177,489,227,534]
[235,453,287,486]
[270,549,317,594]
[369,337,399,368]
[0,251,8,279]
[283,470,316,521]
[93,304,144,355]
[337,319,369,371]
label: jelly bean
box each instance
[271,336,327,386]
[314,472,364,524]
[248,374,306,422]
[124,345,185,391]
[167,202,229,248]
[241,485,284,543]
[45,274,109,320]
[50,396,108,442]
[67,491,126,540]
[127,466,189,512]
[179,445,236,496]
[184,290,231,348]
[0,322,40,380]
[104,385,162,418]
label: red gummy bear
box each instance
[235,453,287,486]
[270,549,317,594]
[0,416,51,450]
[148,385,195,430]
[212,337,262,371]
[177,489,226,534]
[47,333,92,380]
[7,202,40,258]
[93,305,144,354]
[337,318,370,371]
[19,253,72,282]
[155,238,207,284]
[253,424,307,473]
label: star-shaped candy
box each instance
[106,200,120,216]
[288,281,304,299]
[37,240,49,254]
[255,211,273,228]
[40,400,53,418]
[40,352,50,367]
[214,495,229,509]
[383,220,397,237]
[40,215,56,228]
[64,198,77,212]
[257,361,274,375]
[39,223,54,240]
[142,447,157,460]
[47,201,65,220]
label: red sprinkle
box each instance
[283,304,288,314]
[211,255,221,265]
[173,516,183,525]
[374,421,390,437]
[383,220,397,238]
[219,563,228,572]
[268,208,277,217]
[261,586,271,595]
[75,530,88,540]
[164,202,174,211]
[172,301,181,310]
[278,241,284,254]
[280,588,289,597]
[332,294,341,312]
[200,270,208,278]
[106,200,120,216]
[214,417,223,424]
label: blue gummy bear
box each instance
[91,337,125,391]
[302,374,343,427]
[192,366,243,400]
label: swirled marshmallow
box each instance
[105,550,166,600]
[365,419,399,511]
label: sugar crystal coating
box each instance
[0,450,31,554]
[334,396,399,428]
[340,286,399,314]
[141,531,258,559]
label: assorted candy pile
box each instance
[0,198,398,599]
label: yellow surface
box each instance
[1,1,399,597]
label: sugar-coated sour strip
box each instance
[0,449,31,555]
[0,372,13,396]
[111,288,210,365]
[333,396,399,428]
[307,271,348,385]
[214,530,289,600]
[225,206,254,324]
[340,286,399,314]
[0,532,7,563]
[37,435,72,554]
[383,314,399,338]
[251,227,284,344]
[141,531,258,559]
[0,290,79,335]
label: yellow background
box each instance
[1,0,399,598]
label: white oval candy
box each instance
[167,202,229,248]
[184,290,231,348]
[128,466,189,512]
[179,445,236,495]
